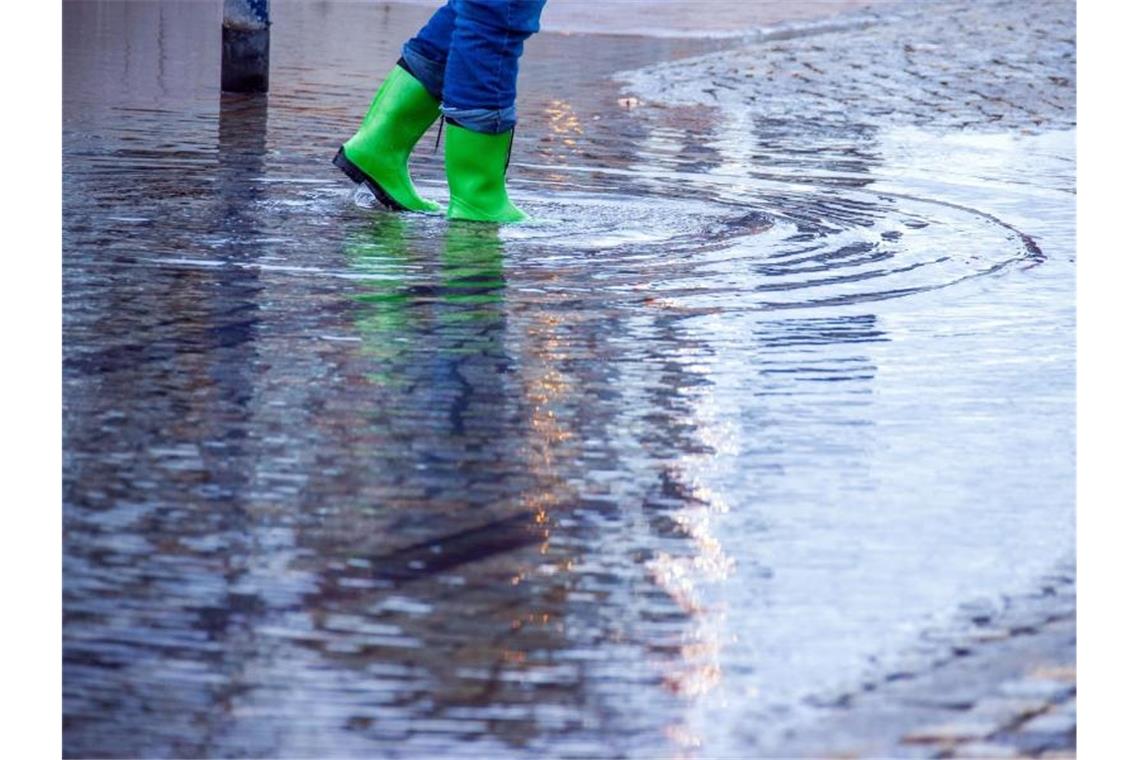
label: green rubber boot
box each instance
[444,122,527,223]
[333,65,441,213]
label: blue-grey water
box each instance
[63,1,1074,757]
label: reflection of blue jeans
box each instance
[401,0,546,135]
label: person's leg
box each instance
[400,0,458,102]
[441,0,545,134]
[441,0,545,222]
[333,2,458,213]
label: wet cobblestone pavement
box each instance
[767,563,1075,758]
[623,0,1074,132]
[619,3,1076,753]
[64,0,1074,757]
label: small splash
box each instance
[352,183,382,209]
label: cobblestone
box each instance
[728,559,1076,757]
[968,697,1052,725]
[622,0,1075,133]
[1019,710,1078,735]
[781,569,1075,757]
[905,719,1003,744]
[955,743,1019,759]
[616,2,1076,756]
[998,677,1075,702]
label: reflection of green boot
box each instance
[438,225,506,353]
[333,65,441,213]
[441,225,505,311]
[344,216,416,386]
[444,122,527,223]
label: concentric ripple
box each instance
[141,176,1038,320]
[322,176,1044,317]
[498,181,1045,312]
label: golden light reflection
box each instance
[545,99,584,136]
[517,307,578,571]
[649,391,740,755]
[538,98,586,169]
[501,649,527,665]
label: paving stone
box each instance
[881,655,937,681]
[904,718,1002,744]
[997,677,1075,703]
[1000,725,1074,756]
[968,697,1050,726]
[960,598,1002,625]
[972,628,1012,643]
[626,0,1075,133]
[1054,698,1076,719]
[622,7,1078,753]
[902,690,981,711]
[1018,708,1077,735]
[889,744,943,759]
[1030,665,1076,683]
[951,741,1018,758]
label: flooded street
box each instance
[63,1,1074,757]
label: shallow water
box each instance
[63,2,1074,757]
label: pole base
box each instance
[221,25,270,93]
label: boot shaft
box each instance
[444,122,525,223]
[350,65,442,163]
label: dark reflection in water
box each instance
[63,1,1073,757]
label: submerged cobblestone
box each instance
[621,1,1076,756]
[63,0,1074,756]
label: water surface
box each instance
[63,2,1074,756]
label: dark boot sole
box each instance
[332,147,406,212]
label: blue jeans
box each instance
[401,0,546,135]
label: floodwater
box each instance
[63,1,1074,757]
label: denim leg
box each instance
[400,0,458,101]
[441,0,546,134]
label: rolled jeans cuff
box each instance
[399,42,445,101]
[440,105,518,135]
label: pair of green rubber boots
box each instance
[333,65,525,223]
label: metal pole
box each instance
[221,0,270,93]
